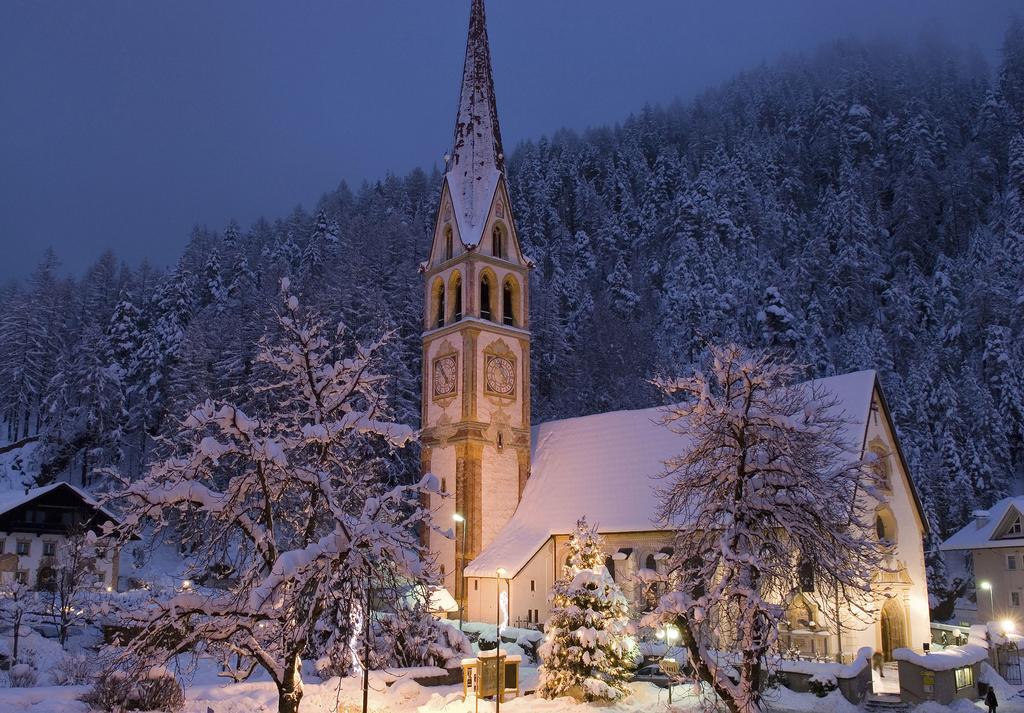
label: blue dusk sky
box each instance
[0,0,1019,282]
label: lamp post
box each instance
[496,567,507,713]
[453,513,467,632]
[980,580,995,623]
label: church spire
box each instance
[451,0,505,175]
[446,0,506,247]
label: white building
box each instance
[941,497,1024,625]
[423,0,932,663]
[0,482,121,591]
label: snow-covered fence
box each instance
[771,646,873,704]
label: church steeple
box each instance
[452,0,505,174]
[447,0,506,248]
[422,0,531,620]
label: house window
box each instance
[441,478,447,494]
[14,571,28,585]
[445,227,453,262]
[527,610,532,623]
[16,540,30,556]
[440,564,445,576]
[43,542,56,557]
[1012,592,1021,607]
[954,666,974,690]
[530,580,535,592]
[1008,555,1018,571]
[474,579,478,591]
[0,540,5,555]
[1010,517,1023,536]
[534,609,539,623]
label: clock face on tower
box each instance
[485,355,516,396]
[433,355,458,398]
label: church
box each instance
[422,0,932,663]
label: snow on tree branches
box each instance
[646,345,888,713]
[106,279,439,713]
[537,518,638,702]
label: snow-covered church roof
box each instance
[465,370,880,578]
[445,0,505,248]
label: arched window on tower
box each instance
[492,225,505,260]
[435,282,446,329]
[503,278,517,327]
[445,226,454,262]
[480,273,494,321]
[432,280,448,331]
[452,273,463,322]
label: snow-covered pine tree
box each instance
[109,279,439,713]
[647,344,887,713]
[537,517,638,702]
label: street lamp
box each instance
[453,513,467,632]
[496,567,508,713]
[980,581,995,623]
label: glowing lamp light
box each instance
[181,580,192,590]
[496,567,507,578]
[1002,619,1016,635]
[980,581,992,591]
[452,513,466,523]
[106,586,113,593]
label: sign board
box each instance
[478,655,504,698]
[0,553,17,573]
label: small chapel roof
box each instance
[465,370,881,578]
[446,0,506,248]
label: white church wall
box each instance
[480,444,520,550]
[428,445,458,594]
[863,389,932,652]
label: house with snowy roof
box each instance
[422,0,931,664]
[0,482,121,591]
[941,496,1024,624]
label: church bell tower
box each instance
[422,0,531,609]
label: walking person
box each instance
[987,686,999,713]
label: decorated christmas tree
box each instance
[537,518,638,701]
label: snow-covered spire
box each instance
[447,0,505,247]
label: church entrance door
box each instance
[880,597,908,662]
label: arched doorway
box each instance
[880,597,908,661]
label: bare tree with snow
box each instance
[107,280,438,713]
[646,344,887,713]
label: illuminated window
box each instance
[954,666,974,690]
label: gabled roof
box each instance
[446,0,505,248]
[0,482,120,525]
[466,370,890,577]
[941,497,1024,552]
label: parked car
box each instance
[633,660,692,688]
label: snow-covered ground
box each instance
[0,675,863,713]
